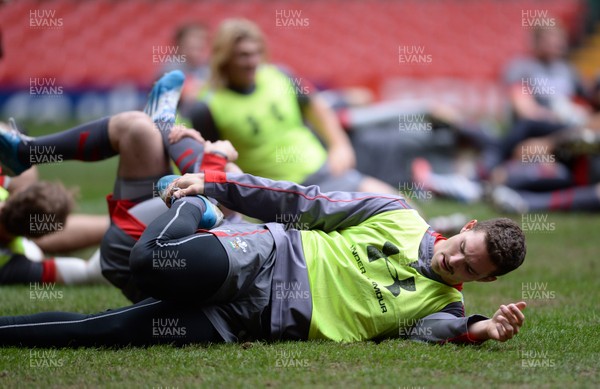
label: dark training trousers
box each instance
[0,200,230,347]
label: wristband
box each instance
[209,151,229,161]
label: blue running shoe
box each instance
[0,118,32,176]
[156,174,224,229]
[144,70,185,132]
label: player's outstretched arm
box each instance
[303,95,356,176]
[165,171,410,232]
[468,302,526,342]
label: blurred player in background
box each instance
[0,120,107,285]
[0,179,105,285]
[181,18,396,194]
[413,21,600,213]
[160,22,211,112]
[0,71,238,300]
[490,21,600,212]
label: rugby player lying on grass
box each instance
[0,167,526,346]
[0,72,526,346]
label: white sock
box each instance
[428,173,482,203]
[54,249,107,285]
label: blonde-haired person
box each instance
[181,18,395,194]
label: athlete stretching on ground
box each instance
[0,166,526,346]
[0,73,527,347]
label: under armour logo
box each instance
[367,241,415,297]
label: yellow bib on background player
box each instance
[202,65,327,183]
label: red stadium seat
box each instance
[0,0,585,97]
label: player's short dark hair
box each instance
[0,181,74,238]
[472,218,526,277]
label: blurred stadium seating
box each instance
[0,0,587,120]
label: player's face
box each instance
[181,29,208,65]
[431,221,498,285]
[224,38,263,88]
[536,29,567,60]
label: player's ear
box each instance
[476,275,497,283]
[460,219,478,233]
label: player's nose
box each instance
[448,253,464,269]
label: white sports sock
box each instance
[54,249,107,285]
[428,173,483,203]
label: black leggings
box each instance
[130,199,229,303]
[0,200,230,347]
[0,298,222,347]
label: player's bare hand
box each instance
[487,302,526,342]
[204,140,239,162]
[163,173,206,206]
[328,144,356,176]
[168,125,205,144]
